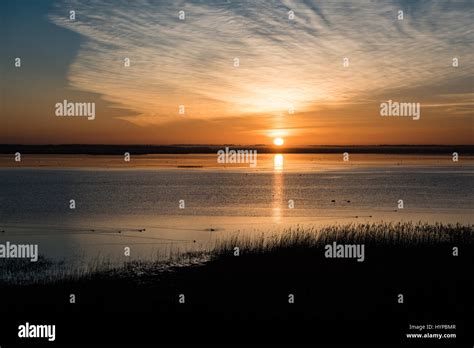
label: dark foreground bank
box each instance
[0,222,473,345]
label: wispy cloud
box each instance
[50,0,474,125]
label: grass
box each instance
[0,222,471,285]
[1,221,472,343]
[213,221,472,255]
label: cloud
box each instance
[50,0,474,125]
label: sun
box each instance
[273,137,284,146]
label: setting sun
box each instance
[274,137,284,146]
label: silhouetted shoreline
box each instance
[1,144,473,155]
[1,222,472,344]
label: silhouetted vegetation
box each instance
[1,222,472,344]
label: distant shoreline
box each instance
[1,144,473,155]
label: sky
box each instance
[1,0,473,145]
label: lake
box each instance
[0,154,472,266]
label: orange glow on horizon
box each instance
[274,137,284,146]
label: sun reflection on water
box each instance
[272,154,284,222]
[274,154,284,171]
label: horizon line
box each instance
[1,144,473,147]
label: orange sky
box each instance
[1,0,473,145]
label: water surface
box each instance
[0,154,472,266]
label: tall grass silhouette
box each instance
[1,222,471,285]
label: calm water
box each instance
[0,154,472,264]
